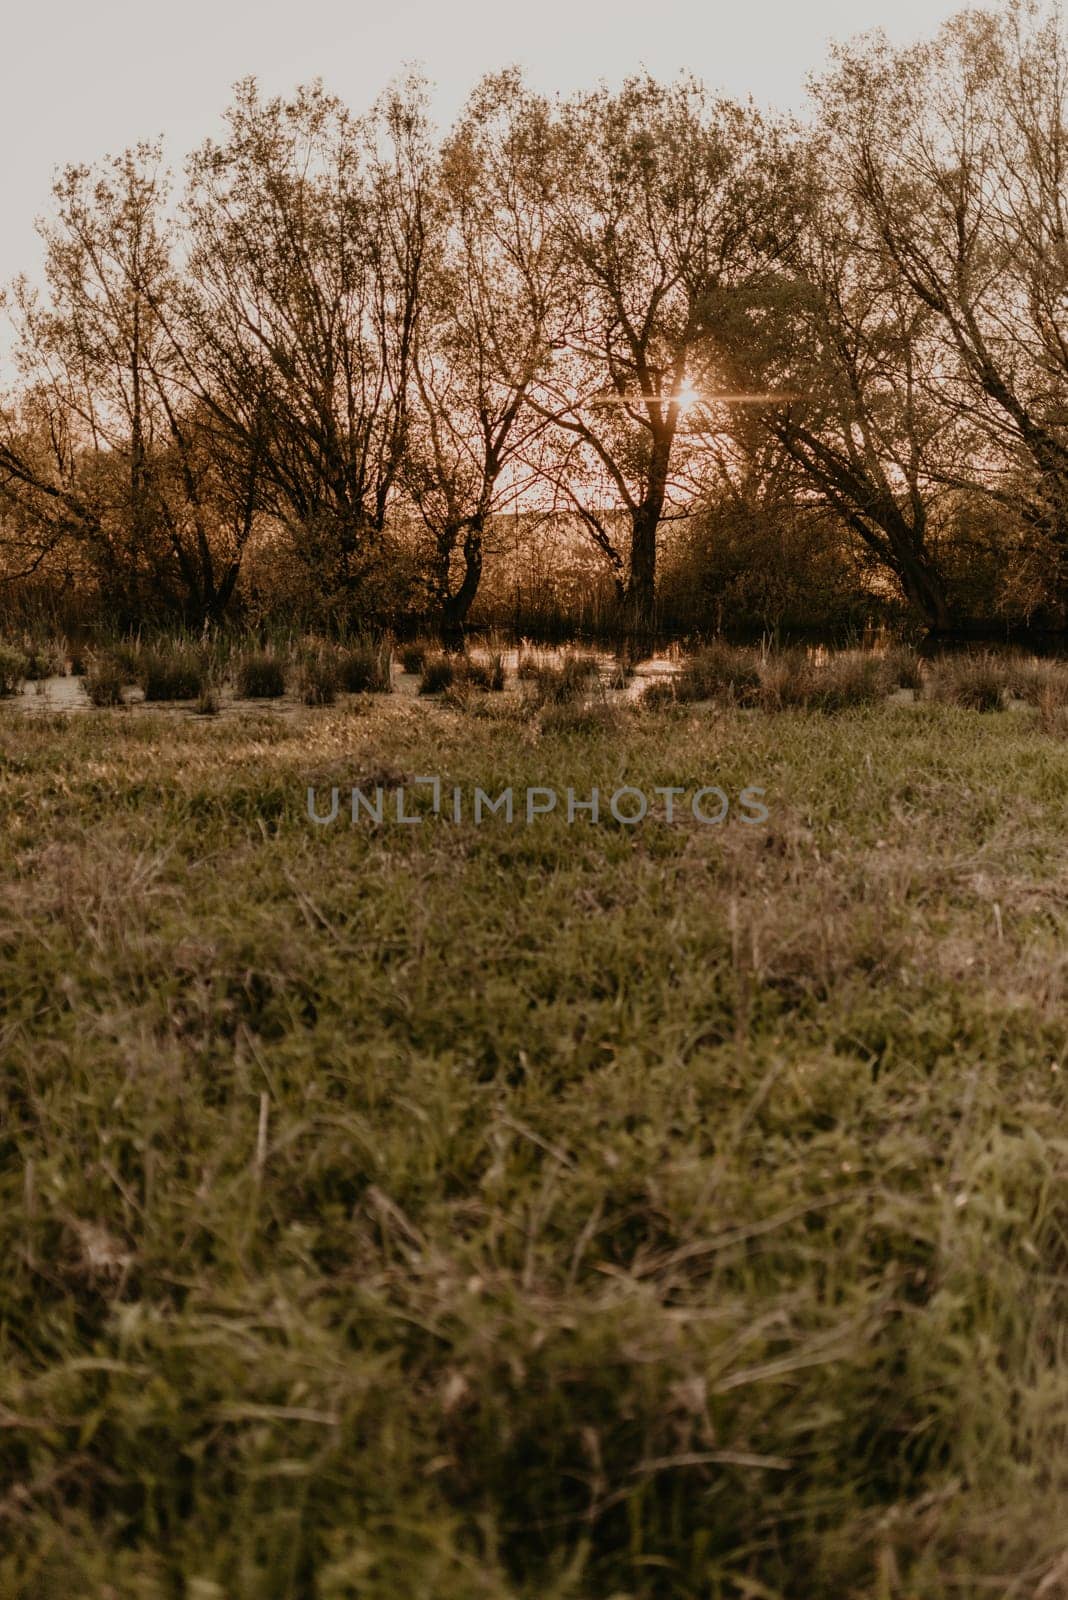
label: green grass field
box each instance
[2,693,1068,1598]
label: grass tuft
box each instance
[235,651,287,699]
[928,652,1008,711]
[82,653,127,707]
[138,645,208,702]
[0,642,28,696]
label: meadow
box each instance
[2,645,1068,1598]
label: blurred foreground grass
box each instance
[2,695,1068,1599]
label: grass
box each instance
[928,652,1009,712]
[235,651,287,699]
[338,638,393,694]
[296,646,340,707]
[418,651,457,694]
[0,642,28,696]
[2,693,1068,1595]
[880,645,926,694]
[400,639,434,675]
[523,650,602,706]
[674,642,762,704]
[757,648,884,712]
[137,645,208,702]
[17,637,65,681]
[82,654,126,707]
[419,650,506,696]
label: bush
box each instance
[83,655,126,707]
[195,685,221,716]
[0,643,28,697]
[339,639,392,694]
[139,646,207,702]
[674,643,762,704]
[235,652,287,699]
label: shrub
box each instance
[339,639,392,694]
[139,646,207,702]
[194,685,221,716]
[675,643,761,704]
[0,643,28,697]
[235,652,287,699]
[83,655,126,707]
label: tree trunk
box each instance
[896,548,953,635]
[438,517,483,649]
[623,504,658,635]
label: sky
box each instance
[1,0,980,294]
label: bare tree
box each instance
[726,146,966,631]
[0,146,262,624]
[403,72,561,643]
[523,76,798,631]
[179,76,432,618]
[816,1,1068,618]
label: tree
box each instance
[0,146,261,625]
[816,1,1068,620]
[179,76,432,619]
[525,75,798,631]
[403,72,561,644]
[725,143,964,632]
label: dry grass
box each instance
[2,697,1068,1593]
[235,650,287,698]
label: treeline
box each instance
[2,1,1067,641]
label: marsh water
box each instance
[5,636,1050,715]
